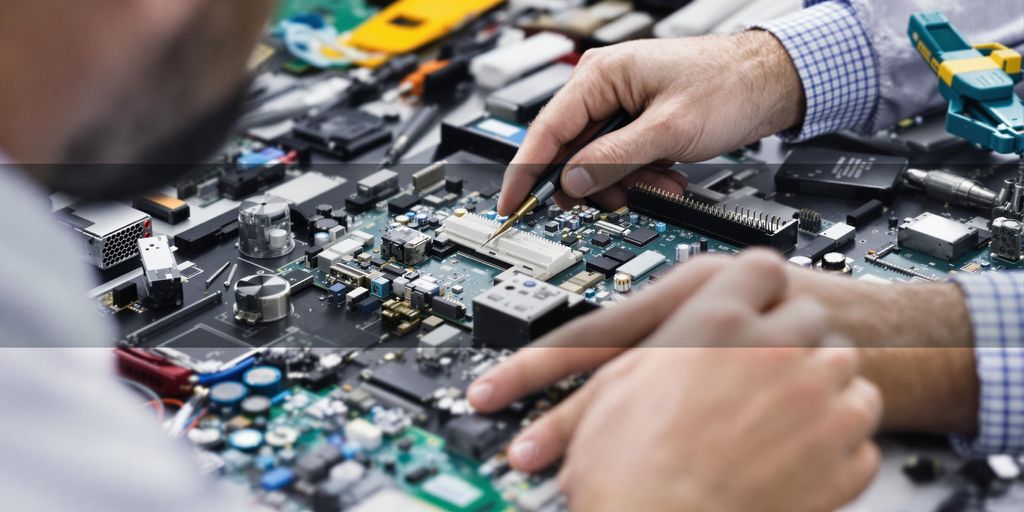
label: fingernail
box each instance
[563,166,594,197]
[467,381,494,406]
[509,439,538,466]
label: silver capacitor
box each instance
[234,274,292,324]
[613,273,632,293]
[675,243,698,263]
[238,195,294,259]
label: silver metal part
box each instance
[594,220,628,237]
[820,222,856,246]
[238,195,294,259]
[356,169,398,198]
[418,325,462,360]
[55,202,152,269]
[616,250,666,279]
[897,212,979,261]
[234,274,291,324]
[138,235,183,307]
[904,168,998,210]
[412,161,447,193]
[990,217,1023,262]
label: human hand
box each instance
[498,31,803,215]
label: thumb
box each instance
[560,113,674,198]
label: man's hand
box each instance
[469,251,881,511]
[498,31,803,215]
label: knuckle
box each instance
[822,346,860,376]
[588,138,628,164]
[738,249,786,283]
[699,304,749,335]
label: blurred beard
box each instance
[46,82,248,202]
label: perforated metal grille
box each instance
[101,222,146,268]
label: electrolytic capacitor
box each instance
[699,238,709,252]
[315,204,334,217]
[613,273,632,293]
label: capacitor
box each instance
[788,256,813,268]
[405,211,417,219]
[227,428,264,452]
[234,274,292,324]
[888,216,899,229]
[629,213,639,225]
[613,273,632,293]
[313,218,339,235]
[581,212,596,223]
[330,209,348,226]
[655,222,667,233]
[238,195,295,259]
[568,215,582,230]
[547,205,562,218]
[675,244,690,263]
[243,366,284,396]
[395,215,410,225]
[210,381,249,417]
[315,204,334,217]
[415,213,428,223]
[821,252,848,272]
[240,395,272,417]
[496,215,509,224]
[699,238,709,252]
[187,427,225,449]
[312,232,330,246]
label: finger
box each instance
[646,250,787,346]
[805,345,861,391]
[500,65,625,214]
[833,377,884,451]
[560,114,676,198]
[469,256,732,411]
[746,296,828,348]
[505,380,600,472]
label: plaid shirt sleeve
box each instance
[756,1,879,142]
[950,272,1024,456]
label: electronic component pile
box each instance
[75,1,1024,511]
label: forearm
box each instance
[788,268,979,433]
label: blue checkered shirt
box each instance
[760,2,1024,455]
[950,272,1024,456]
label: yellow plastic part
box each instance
[938,56,1000,86]
[347,0,503,55]
[973,43,1022,75]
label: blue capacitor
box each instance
[482,210,498,220]
[655,222,666,233]
[415,213,428,223]
[228,428,264,452]
[629,213,639,225]
[585,288,596,299]
[260,467,295,491]
[209,381,248,416]
[243,366,283,396]
[568,216,581,230]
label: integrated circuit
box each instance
[624,227,658,247]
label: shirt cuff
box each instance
[755,1,879,142]
[950,272,1024,456]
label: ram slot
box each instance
[440,213,580,280]
[627,183,798,251]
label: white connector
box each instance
[440,213,580,280]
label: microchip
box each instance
[544,221,558,233]
[444,414,506,460]
[586,256,620,278]
[387,193,422,214]
[591,233,612,247]
[603,247,635,263]
[624,227,658,247]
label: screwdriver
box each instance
[484,110,633,246]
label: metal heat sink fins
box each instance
[440,213,580,280]
[627,183,798,251]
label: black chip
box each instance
[405,466,432,484]
[591,233,612,247]
[478,184,500,198]
[544,221,559,233]
[586,256,620,278]
[381,263,406,277]
[560,234,578,247]
[603,247,635,263]
[345,194,375,212]
[606,212,621,222]
[387,193,422,214]
[111,282,138,308]
[305,246,324,264]
[445,176,464,194]
[793,235,837,263]
[428,240,456,258]
[370,256,388,268]
[624,227,658,247]
[444,415,506,460]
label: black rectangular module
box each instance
[591,233,612,247]
[218,163,286,200]
[431,296,466,319]
[344,194,376,213]
[624,227,658,247]
[586,256,620,278]
[133,195,190,224]
[627,183,798,251]
[603,247,636,263]
[111,282,138,308]
[174,210,239,255]
[387,194,422,214]
[293,108,392,159]
[381,263,406,277]
[790,236,837,263]
[478,184,500,198]
[847,199,884,227]
[775,147,907,203]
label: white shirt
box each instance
[0,160,250,511]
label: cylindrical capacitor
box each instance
[238,195,295,259]
[675,244,690,263]
[243,366,283,396]
[821,252,847,272]
[613,273,632,293]
[313,218,339,235]
[210,381,249,417]
[655,222,666,233]
[629,213,639,225]
[312,232,330,247]
[240,395,272,417]
[234,274,292,324]
[268,228,290,250]
[699,238,709,253]
[330,209,348,226]
[315,204,334,217]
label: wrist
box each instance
[737,29,805,138]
